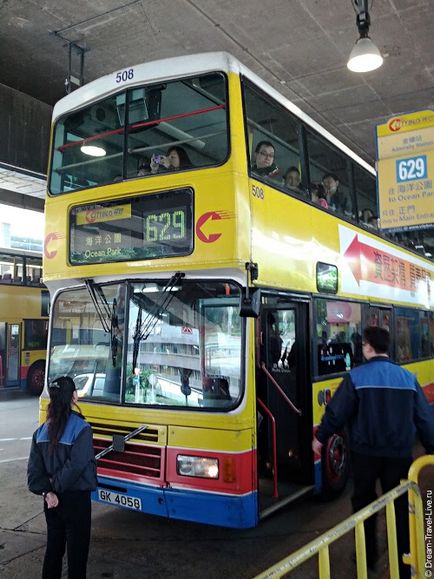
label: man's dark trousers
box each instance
[351,452,412,579]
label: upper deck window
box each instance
[242,80,305,196]
[49,73,229,195]
[306,131,354,220]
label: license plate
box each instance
[97,489,142,511]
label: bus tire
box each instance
[27,361,45,396]
[319,430,349,500]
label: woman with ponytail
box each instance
[27,376,97,579]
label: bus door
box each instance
[257,302,311,489]
[5,323,21,387]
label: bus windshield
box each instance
[50,72,228,194]
[49,280,243,409]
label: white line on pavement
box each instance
[0,456,28,463]
[0,437,32,442]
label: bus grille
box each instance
[89,421,165,483]
[89,420,162,443]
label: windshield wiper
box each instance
[85,279,119,367]
[132,272,184,370]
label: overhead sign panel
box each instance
[376,110,434,231]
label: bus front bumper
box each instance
[93,475,258,529]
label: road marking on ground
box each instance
[0,456,28,463]
[0,437,32,442]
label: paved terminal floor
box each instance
[1,389,432,578]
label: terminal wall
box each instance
[0,83,52,175]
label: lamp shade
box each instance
[347,36,383,72]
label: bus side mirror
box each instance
[239,288,261,318]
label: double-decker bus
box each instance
[42,53,434,528]
[0,248,49,395]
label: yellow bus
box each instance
[0,248,49,395]
[42,53,434,528]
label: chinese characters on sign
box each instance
[372,251,431,293]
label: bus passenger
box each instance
[150,145,192,174]
[137,155,152,176]
[252,141,279,178]
[397,338,411,362]
[360,208,378,229]
[310,183,328,209]
[322,173,352,216]
[267,312,283,368]
[312,326,434,579]
[367,215,378,229]
[27,376,97,579]
[284,166,306,196]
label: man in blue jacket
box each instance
[312,326,434,578]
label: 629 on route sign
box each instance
[396,155,427,182]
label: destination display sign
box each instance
[69,188,193,264]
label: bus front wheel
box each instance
[320,431,349,500]
[27,361,45,396]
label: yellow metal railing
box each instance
[405,455,434,578]
[253,455,434,579]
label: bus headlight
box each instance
[176,455,219,479]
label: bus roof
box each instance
[52,51,375,175]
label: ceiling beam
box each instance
[0,188,44,212]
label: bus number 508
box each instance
[115,68,134,83]
[252,185,264,199]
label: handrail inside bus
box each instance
[246,118,299,158]
[55,151,123,172]
[261,362,302,416]
[257,397,279,498]
[57,104,226,152]
[130,129,226,155]
[54,130,226,173]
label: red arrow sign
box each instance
[344,234,431,292]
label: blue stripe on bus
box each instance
[165,487,258,528]
[93,475,258,528]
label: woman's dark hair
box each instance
[137,155,151,171]
[322,172,339,182]
[311,182,327,199]
[166,146,192,168]
[46,376,77,449]
[363,326,389,354]
[284,166,300,180]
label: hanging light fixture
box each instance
[347,0,383,73]
[80,138,106,157]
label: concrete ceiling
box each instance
[0,0,433,167]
